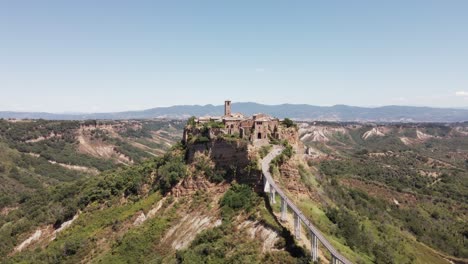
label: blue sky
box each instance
[1,0,467,112]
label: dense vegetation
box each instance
[220,184,259,218]
[157,153,188,194]
[300,123,468,262]
[1,145,187,262]
[0,119,186,260]
[0,119,183,209]
[319,164,468,260]
[0,120,114,170]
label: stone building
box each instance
[193,100,280,145]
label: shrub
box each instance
[157,155,187,194]
[326,207,371,252]
[194,136,210,144]
[259,145,273,159]
[220,184,259,218]
[187,116,196,127]
[271,141,294,166]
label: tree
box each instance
[282,118,296,128]
[157,156,187,193]
[187,116,196,127]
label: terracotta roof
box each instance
[255,117,274,122]
[223,117,245,121]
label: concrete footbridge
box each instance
[261,146,352,264]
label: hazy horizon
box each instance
[1,101,467,115]
[1,1,468,112]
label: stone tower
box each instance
[224,100,232,116]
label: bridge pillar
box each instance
[280,197,287,221]
[270,188,276,204]
[294,213,301,240]
[264,178,270,193]
[330,255,338,264]
[310,230,318,262]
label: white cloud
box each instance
[455,91,468,97]
[255,68,265,72]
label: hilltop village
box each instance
[181,100,299,184]
[183,100,296,146]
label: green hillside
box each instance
[298,122,468,263]
[0,120,467,263]
[0,119,183,224]
[2,144,308,263]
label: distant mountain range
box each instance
[1,103,468,122]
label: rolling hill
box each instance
[1,103,468,122]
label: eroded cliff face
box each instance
[186,138,254,178]
[171,176,229,198]
[278,127,300,146]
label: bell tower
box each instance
[224,100,232,116]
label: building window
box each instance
[257,133,262,139]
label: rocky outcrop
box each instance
[362,127,386,139]
[162,213,222,250]
[171,176,228,197]
[133,199,166,226]
[12,212,80,254]
[186,138,251,179]
[299,124,347,143]
[280,163,308,194]
[278,127,300,145]
[238,220,279,253]
[13,228,52,253]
